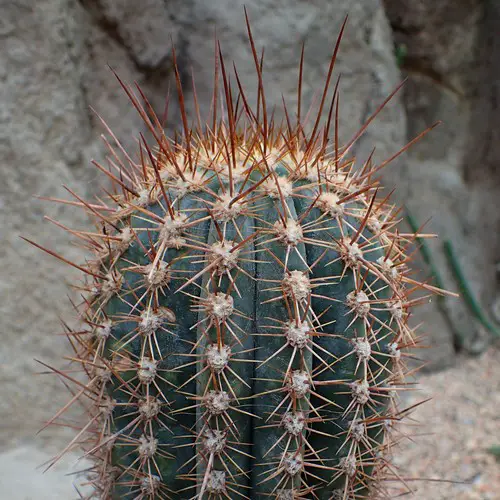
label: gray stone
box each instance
[0,0,93,451]
[0,0,182,450]
[0,444,91,499]
[181,0,405,157]
[384,0,500,361]
[80,0,177,70]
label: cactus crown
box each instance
[31,13,448,500]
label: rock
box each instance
[0,0,181,450]
[179,0,406,160]
[0,444,91,499]
[384,0,482,80]
[383,0,500,361]
[0,0,94,452]
[80,0,178,70]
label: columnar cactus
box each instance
[31,16,448,500]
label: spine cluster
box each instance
[31,15,450,500]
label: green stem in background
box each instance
[443,240,500,338]
[487,445,500,462]
[406,207,499,341]
[405,210,477,352]
[394,43,408,68]
[404,211,446,293]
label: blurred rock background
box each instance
[1,0,499,497]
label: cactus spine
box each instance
[31,15,448,500]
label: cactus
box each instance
[29,15,451,500]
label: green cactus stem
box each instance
[406,208,499,341]
[443,240,500,338]
[404,210,446,293]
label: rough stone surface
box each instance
[3,0,497,464]
[0,444,91,499]
[183,0,405,161]
[0,0,183,450]
[384,0,500,362]
[1,0,94,452]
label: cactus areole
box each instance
[31,14,447,500]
